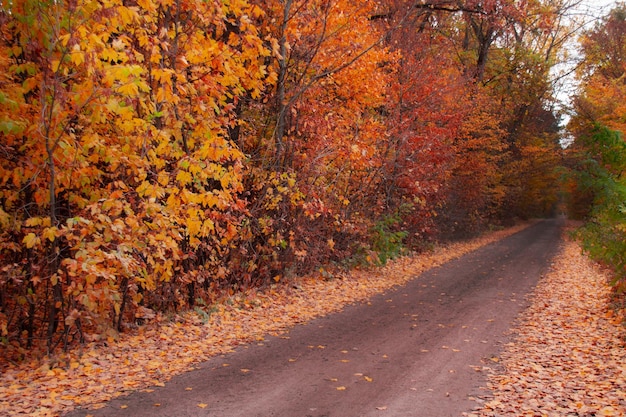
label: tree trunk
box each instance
[274,0,293,166]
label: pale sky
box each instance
[580,0,618,23]
[554,0,619,143]
[587,0,617,9]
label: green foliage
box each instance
[193,305,217,324]
[572,125,626,289]
[370,207,410,266]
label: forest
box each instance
[0,0,621,356]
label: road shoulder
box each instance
[1,223,532,416]
[468,229,626,416]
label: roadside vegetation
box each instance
[0,225,528,416]
[566,3,626,310]
[470,226,626,417]
[1,1,626,415]
[0,0,570,356]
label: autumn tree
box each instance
[368,1,463,241]
[571,3,626,134]
[233,0,400,271]
[450,0,571,224]
[0,0,272,351]
[0,0,580,358]
[374,0,567,237]
[568,3,626,291]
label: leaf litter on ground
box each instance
[4,221,615,417]
[468,223,626,417]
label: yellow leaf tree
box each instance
[0,0,273,350]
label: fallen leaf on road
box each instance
[473,230,626,416]
[0,224,533,416]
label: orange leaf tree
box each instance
[233,0,398,272]
[0,0,576,357]
[445,0,567,229]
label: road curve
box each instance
[67,219,563,417]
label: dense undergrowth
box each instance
[565,5,626,311]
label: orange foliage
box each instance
[0,0,569,356]
[0,0,272,350]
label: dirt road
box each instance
[68,219,562,417]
